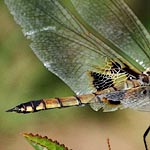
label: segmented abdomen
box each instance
[7,94,96,113]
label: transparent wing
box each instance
[68,0,150,69]
[5,0,150,95]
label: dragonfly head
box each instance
[121,86,150,111]
[139,69,150,85]
[143,68,150,76]
[135,86,150,111]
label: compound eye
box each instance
[141,89,147,95]
[143,68,150,75]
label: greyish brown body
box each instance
[6,72,150,113]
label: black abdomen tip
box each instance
[6,100,45,114]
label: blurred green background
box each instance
[0,0,150,150]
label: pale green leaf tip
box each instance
[23,133,70,150]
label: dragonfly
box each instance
[5,0,150,114]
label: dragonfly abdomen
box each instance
[7,85,150,113]
[6,94,96,113]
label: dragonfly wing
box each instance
[5,0,110,95]
[89,101,123,112]
[69,0,150,70]
[5,0,150,95]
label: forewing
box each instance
[5,0,112,95]
[5,0,150,95]
[69,0,150,70]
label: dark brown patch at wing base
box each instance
[111,62,139,79]
[108,99,121,105]
[122,63,140,80]
[90,72,114,91]
[90,62,140,91]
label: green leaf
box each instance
[23,133,70,150]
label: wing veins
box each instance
[111,0,150,60]
[51,0,85,33]
[104,1,149,61]
[34,1,116,61]
[55,1,117,60]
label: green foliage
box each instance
[23,133,70,150]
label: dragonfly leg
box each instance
[143,126,150,150]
